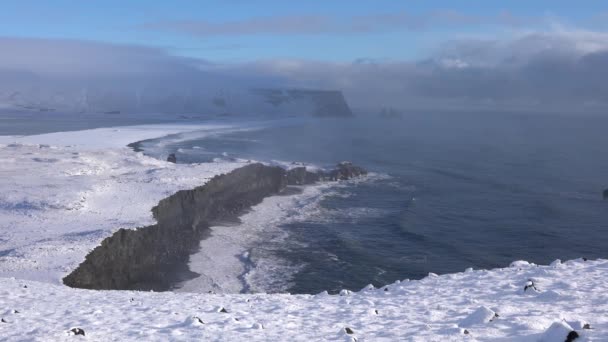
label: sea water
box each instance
[139,111,608,294]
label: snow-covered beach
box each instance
[0,123,606,341]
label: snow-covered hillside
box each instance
[0,124,606,341]
[0,259,605,341]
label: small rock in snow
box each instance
[11,310,19,314]
[191,316,204,325]
[524,279,539,293]
[459,306,497,327]
[344,327,354,335]
[539,321,578,342]
[1,318,7,323]
[218,307,228,313]
[69,328,85,336]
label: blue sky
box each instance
[1,1,606,62]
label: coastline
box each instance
[0,123,606,339]
[0,122,250,284]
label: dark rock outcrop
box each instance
[286,167,320,185]
[167,153,177,163]
[63,163,286,290]
[63,162,366,291]
[322,162,368,181]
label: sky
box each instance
[2,1,608,113]
[1,1,607,62]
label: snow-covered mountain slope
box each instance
[0,259,605,341]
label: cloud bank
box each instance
[2,29,608,114]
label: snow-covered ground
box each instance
[0,123,606,340]
[0,259,605,341]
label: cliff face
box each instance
[63,162,366,291]
[63,163,287,290]
[1,86,353,118]
[250,89,353,117]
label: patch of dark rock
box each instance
[463,329,470,335]
[167,153,177,163]
[524,279,539,292]
[321,162,368,181]
[219,307,228,313]
[1,318,6,323]
[583,323,591,329]
[344,327,354,334]
[565,330,580,342]
[69,328,85,336]
[286,167,319,185]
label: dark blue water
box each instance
[150,111,608,294]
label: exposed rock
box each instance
[344,327,354,334]
[524,279,539,293]
[321,162,368,181]
[63,161,367,291]
[63,163,287,290]
[167,153,177,163]
[286,167,320,185]
[69,328,85,336]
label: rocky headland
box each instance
[63,162,367,291]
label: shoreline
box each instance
[63,159,367,292]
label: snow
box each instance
[0,258,605,341]
[0,123,607,340]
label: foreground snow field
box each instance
[0,124,606,340]
[0,259,605,341]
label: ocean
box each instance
[136,111,608,294]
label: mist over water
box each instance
[144,111,608,294]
